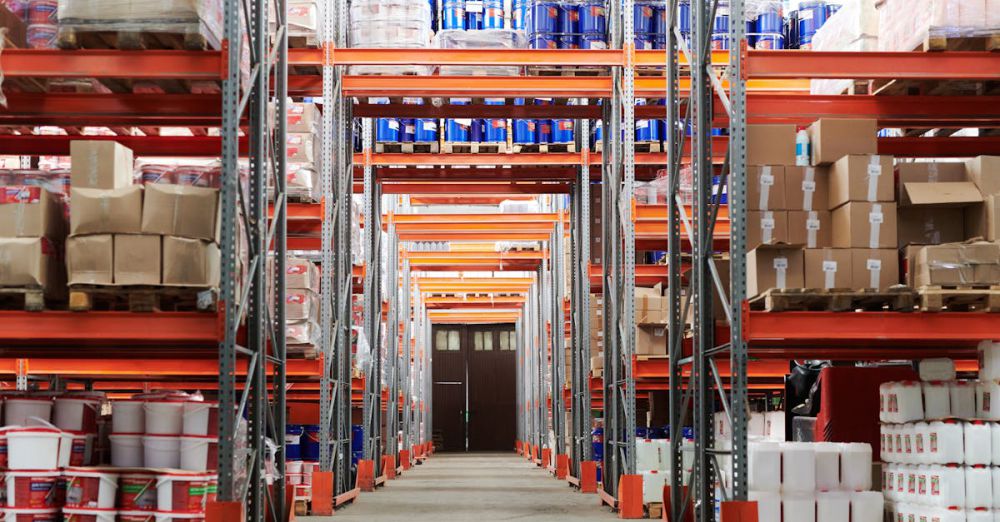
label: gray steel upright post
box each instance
[362,118,383,476]
[551,201,567,459]
[401,259,413,458]
[385,202,400,462]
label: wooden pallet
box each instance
[288,344,320,359]
[293,499,309,517]
[57,26,215,51]
[748,287,917,312]
[594,141,663,153]
[923,33,1000,52]
[527,66,607,77]
[648,502,663,519]
[0,287,48,312]
[918,285,1000,312]
[375,142,440,154]
[68,285,218,312]
[442,142,507,154]
[511,143,577,153]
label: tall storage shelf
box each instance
[0,0,292,516]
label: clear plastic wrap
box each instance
[349,0,432,49]
[286,320,319,345]
[435,29,528,76]
[876,0,1000,52]
[499,198,539,213]
[810,0,878,95]
[57,0,223,48]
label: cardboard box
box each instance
[70,186,143,236]
[635,284,668,325]
[114,234,161,285]
[898,208,967,247]
[966,195,1000,241]
[0,237,64,297]
[747,165,786,211]
[162,236,220,287]
[635,325,667,356]
[807,119,878,166]
[966,156,1000,196]
[70,141,135,190]
[141,184,219,241]
[67,234,113,285]
[286,257,320,290]
[287,133,317,164]
[788,210,832,248]
[746,245,804,296]
[909,242,994,287]
[804,248,852,289]
[286,289,319,322]
[896,163,967,200]
[785,166,830,212]
[287,103,319,133]
[851,249,899,290]
[591,354,604,371]
[747,125,796,166]
[0,187,65,239]
[899,181,982,208]
[748,210,789,250]
[831,202,898,249]
[828,154,895,208]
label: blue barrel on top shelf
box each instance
[635,118,659,142]
[483,0,504,28]
[754,2,784,49]
[302,424,320,461]
[512,0,528,29]
[376,118,400,142]
[399,119,416,142]
[652,4,667,49]
[578,0,605,35]
[429,0,437,31]
[557,2,578,35]
[786,10,798,49]
[483,98,507,143]
[531,1,559,33]
[446,98,472,142]
[683,427,694,441]
[797,0,828,50]
[466,0,484,29]
[580,34,606,49]
[551,119,573,144]
[711,2,730,50]
[534,98,553,144]
[678,0,690,35]
[530,34,558,48]
[286,424,303,461]
[443,0,465,29]
[512,98,536,144]
[633,1,654,39]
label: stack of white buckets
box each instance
[0,391,220,522]
[880,347,1000,521]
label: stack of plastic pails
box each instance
[483,98,507,143]
[556,1,578,48]
[753,2,784,49]
[578,0,606,49]
[351,425,364,465]
[796,0,828,50]
[529,0,558,49]
[512,98,537,145]
[633,0,654,49]
[710,0,729,50]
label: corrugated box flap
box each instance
[901,182,983,207]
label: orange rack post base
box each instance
[206,501,246,522]
[310,471,334,516]
[382,455,397,479]
[664,485,693,522]
[400,449,412,470]
[555,454,569,479]
[356,459,376,492]
[580,461,598,493]
[617,474,643,519]
[515,440,523,455]
[540,448,552,469]
[531,444,540,463]
[720,501,759,522]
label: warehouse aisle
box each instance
[302,452,618,521]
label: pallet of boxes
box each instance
[285,256,321,359]
[66,141,220,311]
[587,283,669,379]
[746,119,907,312]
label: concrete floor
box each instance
[301,452,619,521]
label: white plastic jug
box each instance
[636,439,661,472]
[965,422,992,466]
[749,491,780,522]
[979,340,1000,381]
[900,423,915,464]
[879,382,891,423]
[931,464,966,509]
[749,441,781,492]
[965,466,993,509]
[782,492,816,522]
[816,491,849,522]
[920,358,957,382]
[641,470,665,503]
[840,443,872,491]
[929,420,966,465]
[966,509,991,522]
[992,423,1000,466]
[749,412,766,438]
[952,381,978,420]
[914,422,930,464]
[925,381,952,420]
[992,467,1000,509]
[781,443,816,493]
[850,491,884,522]
[898,381,925,423]
[814,443,841,491]
[883,463,898,502]
[979,381,1000,421]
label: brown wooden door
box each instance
[431,324,517,452]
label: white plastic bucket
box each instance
[640,470,664,503]
[897,381,925,423]
[781,492,816,522]
[979,381,1000,421]
[57,429,74,468]
[2,507,60,521]
[635,438,660,472]
[112,400,145,434]
[781,443,816,492]
[62,506,118,522]
[143,401,185,435]
[966,466,993,509]
[181,402,218,437]
[4,398,52,427]
[929,420,965,465]
[749,491,780,522]
[143,435,181,469]
[287,473,303,485]
[179,435,217,472]
[840,443,872,491]
[5,427,62,470]
[850,491,883,522]
[813,443,840,491]
[110,434,144,467]
[951,381,978,420]
[749,441,780,492]
[924,381,952,420]
[154,512,206,522]
[53,396,101,433]
[5,470,61,509]
[965,422,992,466]
[64,467,119,509]
[285,460,303,474]
[815,491,849,522]
[155,472,209,512]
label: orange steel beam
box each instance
[391,212,561,224]
[425,296,527,305]
[745,50,1000,80]
[327,48,625,66]
[428,311,522,323]
[380,182,571,195]
[417,277,534,285]
[1,49,226,79]
[0,311,220,345]
[357,152,686,167]
[0,358,321,377]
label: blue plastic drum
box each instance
[636,119,659,142]
[470,118,484,142]
[446,119,471,142]
[443,0,465,29]
[398,119,415,142]
[592,119,602,147]
[530,34,558,49]
[652,5,667,48]
[513,98,536,144]
[754,34,784,49]
[633,1,654,37]
[711,9,729,49]
[747,20,756,48]
[579,34,606,49]
[551,119,573,143]
[677,0,690,35]
[754,4,784,49]
[376,118,400,142]
[286,424,303,461]
[536,119,552,144]
[483,0,504,28]
[634,37,654,50]
[302,425,320,461]
[592,427,604,460]
[558,36,578,49]
[484,118,507,142]
[797,0,828,49]
[351,424,364,452]
[466,0,484,31]
[557,3,578,35]
[415,119,438,142]
[578,0,605,35]
[531,2,559,33]
[511,0,528,29]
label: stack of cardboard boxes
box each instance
[286,102,321,202]
[747,119,899,296]
[285,257,321,346]
[588,284,669,375]
[66,141,220,288]
[0,175,67,300]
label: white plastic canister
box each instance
[932,465,966,509]
[782,492,816,522]
[992,466,1000,509]
[992,423,1000,466]
[966,466,993,509]
[979,381,1000,421]
[965,422,993,466]
[815,491,849,522]
[979,340,1000,381]
[640,470,665,503]
[929,420,966,465]
[951,381,978,420]
[840,443,872,491]
[749,491,780,522]
[898,381,925,423]
[748,442,781,492]
[914,422,930,464]
[879,382,891,423]
[924,381,952,420]
[813,443,840,491]
[850,491,884,522]
[781,443,816,493]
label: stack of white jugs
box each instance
[748,440,882,522]
[636,436,693,503]
[880,350,1000,522]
